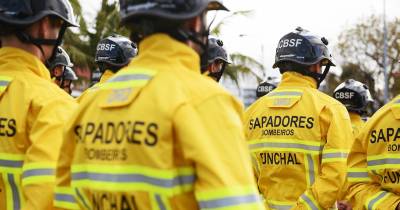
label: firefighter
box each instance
[55,0,264,209]
[346,97,400,207]
[333,79,374,136]
[95,34,138,84]
[48,46,79,95]
[256,77,280,99]
[0,0,78,209]
[61,66,78,95]
[202,37,231,82]
[48,47,74,86]
[333,79,374,210]
[244,27,353,209]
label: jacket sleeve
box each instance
[53,102,81,210]
[173,94,265,210]
[346,127,400,210]
[23,95,77,210]
[294,103,353,209]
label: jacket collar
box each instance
[349,112,362,122]
[0,47,51,81]
[99,70,114,84]
[127,33,200,73]
[278,71,317,89]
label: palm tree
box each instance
[63,0,91,68]
[63,0,128,70]
[210,10,265,86]
[224,53,264,87]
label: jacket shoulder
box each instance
[307,88,342,106]
[12,73,76,106]
[161,68,239,106]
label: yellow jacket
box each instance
[338,112,364,201]
[349,112,365,137]
[76,70,115,102]
[55,34,264,210]
[99,70,114,84]
[346,95,400,210]
[0,47,77,210]
[244,72,353,210]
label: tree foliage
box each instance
[210,10,264,86]
[64,0,127,70]
[64,1,265,91]
[335,15,400,101]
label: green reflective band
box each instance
[9,174,21,210]
[55,193,75,203]
[300,192,321,210]
[366,191,389,210]
[71,165,195,196]
[268,204,293,210]
[100,78,150,90]
[0,153,24,174]
[108,74,152,83]
[367,155,400,170]
[72,172,194,188]
[347,172,370,182]
[347,168,370,182]
[100,69,156,90]
[54,187,82,210]
[0,80,10,87]
[199,194,261,209]
[0,75,12,89]
[22,163,56,186]
[0,160,23,169]
[249,139,323,155]
[22,168,55,186]
[3,173,22,210]
[55,193,79,210]
[306,154,315,186]
[267,91,303,97]
[322,152,348,159]
[196,186,263,210]
[322,151,348,163]
[269,204,292,210]
[155,195,166,210]
[267,200,293,210]
[23,168,54,178]
[369,158,400,165]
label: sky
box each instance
[79,0,400,80]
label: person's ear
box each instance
[185,16,202,33]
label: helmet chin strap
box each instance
[317,65,331,88]
[176,12,219,74]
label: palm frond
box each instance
[211,10,254,36]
